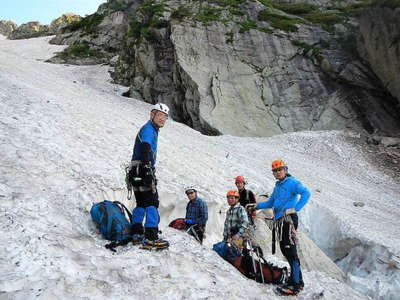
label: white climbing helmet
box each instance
[151,103,169,115]
[184,185,197,194]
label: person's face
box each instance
[186,190,197,201]
[235,181,245,190]
[227,196,239,206]
[151,111,168,128]
[272,167,287,180]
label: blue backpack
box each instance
[90,200,133,246]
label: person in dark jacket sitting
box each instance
[184,185,208,244]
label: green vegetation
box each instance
[195,6,223,24]
[238,18,258,33]
[106,0,131,11]
[171,6,193,20]
[268,2,317,15]
[128,0,168,42]
[371,0,400,9]
[291,40,322,59]
[210,0,245,16]
[258,9,303,32]
[63,13,104,34]
[57,42,104,59]
[225,31,234,43]
[304,12,344,32]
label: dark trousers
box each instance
[279,213,303,285]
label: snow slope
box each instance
[1,36,398,299]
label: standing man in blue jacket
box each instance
[129,103,169,250]
[255,159,310,296]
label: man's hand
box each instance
[285,208,296,215]
[245,203,257,216]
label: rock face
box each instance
[357,6,400,107]
[49,13,82,34]
[9,22,50,39]
[48,0,400,137]
[0,20,17,37]
[49,9,130,65]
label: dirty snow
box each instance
[1,36,399,300]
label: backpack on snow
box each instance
[233,248,287,284]
[169,218,188,230]
[213,241,287,284]
[90,200,133,251]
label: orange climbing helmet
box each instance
[271,159,287,170]
[235,175,246,184]
[226,190,239,198]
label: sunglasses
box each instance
[272,167,285,173]
[186,191,195,195]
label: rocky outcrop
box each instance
[357,6,400,108]
[49,9,130,65]
[49,13,82,34]
[48,0,400,137]
[0,20,17,37]
[9,22,50,39]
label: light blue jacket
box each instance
[256,175,310,220]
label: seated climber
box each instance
[169,185,208,244]
[213,190,287,285]
[213,190,249,258]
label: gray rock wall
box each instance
[357,6,400,107]
[48,0,400,137]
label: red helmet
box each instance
[235,175,245,184]
[271,159,287,170]
[226,190,239,198]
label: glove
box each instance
[285,208,296,215]
[245,203,257,213]
[142,164,155,185]
[185,219,195,225]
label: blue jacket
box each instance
[185,197,208,227]
[132,120,158,167]
[256,175,310,220]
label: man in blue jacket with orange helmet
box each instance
[129,103,170,250]
[255,159,310,295]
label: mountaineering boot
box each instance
[284,279,304,290]
[141,238,169,251]
[275,283,301,296]
[131,234,144,245]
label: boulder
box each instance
[9,22,50,39]
[49,13,82,35]
[0,20,17,37]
